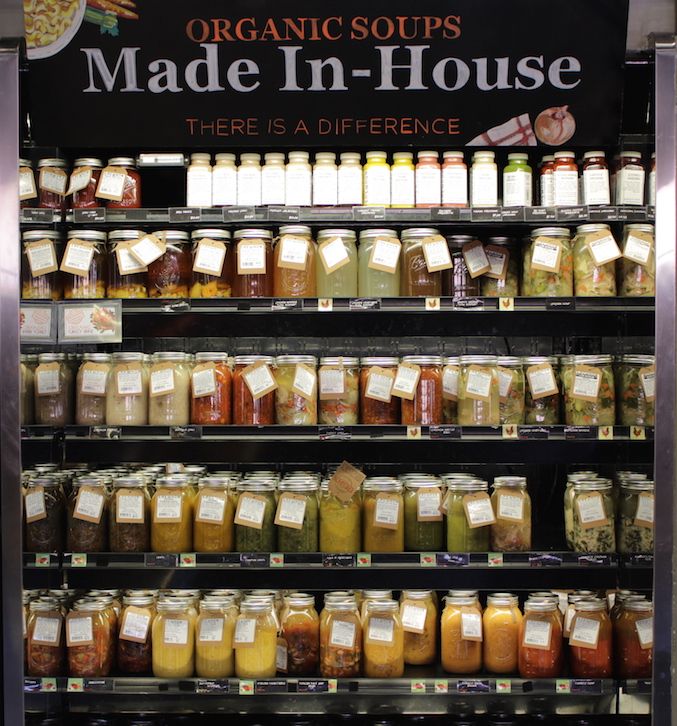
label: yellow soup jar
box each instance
[483,593,522,674]
[234,600,278,679]
[363,600,404,678]
[150,478,194,553]
[362,478,404,552]
[400,590,437,666]
[152,599,196,678]
[319,484,361,553]
[441,596,483,674]
[195,597,237,678]
[193,478,235,552]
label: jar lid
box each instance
[284,593,316,607]
[472,151,495,159]
[340,152,361,161]
[572,481,612,491]
[417,150,438,159]
[113,477,146,488]
[620,355,655,365]
[459,355,498,365]
[624,600,652,612]
[443,151,464,160]
[583,151,606,159]
[444,596,477,606]
[326,600,358,611]
[108,157,136,168]
[123,595,155,607]
[113,352,144,362]
[625,224,654,233]
[73,599,109,612]
[29,599,61,612]
[620,480,654,492]
[38,353,66,362]
[401,227,441,241]
[620,151,643,159]
[152,230,189,243]
[23,230,61,242]
[108,229,146,242]
[444,356,460,366]
[404,479,442,489]
[366,599,399,612]
[493,476,527,488]
[358,228,398,240]
[233,229,273,240]
[19,158,32,168]
[200,597,236,612]
[401,355,443,366]
[571,354,613,365]
[554,151,575,159]
[190,153,211,164]
[366,151,387,159]
[240,600,273,613]
[156,600,191,612]
[239,480,276,492]
[198,477,231,490]
[363,478,402,492]
[401,590,434,600]
[67,229,107,242]
[496,356,522,367]
[37,158,67,169]
[82,353,112,363]
[485,236,515,246]
[28,477,61,488]
[320,357,359,366]
[360,357,399,366]
[195,352,229,362]
[447,480,488,491]
[576,223,611,234]
[522,356,558,365]
[191,229,232,241]
[531,227,571,238]
[263,152,285,163]
[278,479,319,492]
[524,600,558,612]
[151,352,186,362]
[155,477,188,488]
[315,152,336,162]
[215,153,236,162]
[240,153,261,162]
[276,355,317,366]
[74,157,104,168]
[363,589,393,599]
[288,151,309,161]
[317,228,357,241]
[541,155,555,162]
[446,235,476,248]
[279,225,312,237]
[234,355,275,366]
[507,153,529,161]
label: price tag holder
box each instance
[354,206,386,221]
[169,207,203,223]
[73,208,106,223]
[21,208,54,223]
[524,206,558,222]
[349,298,381,311]
[267,205,301,222]
[224,206,257,222]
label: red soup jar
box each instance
[191,352,233,425]
[147,230,191,298]
[232,355,276,425]
[37,158,68,211]
[103,157,142,209]
[71,157,104,209]
[400,355,443,425]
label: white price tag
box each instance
[461,612,483,641]
[464,493,496,527]
[234,618,256,645]
[25,490,47,521]
[121,610,151,641]
[330,620,356,648]
[392,364,421,399]
[401,604,427,634]
[197,495,226,523]
[498,369,514,400]
[40,169,67,194]
[292,364,317,400]
[572,368,601,400]
[523,620,552,649]
[465,368,493,400]
[367,617,394,643]
[36,368,60,395]
[75,490,104,521]
[319,237,350,273]
[277,495,307,527]
[278,236,308,268]
[164,619,189,645]
[365,369,394,402]
[199,618,225,643]
[238,241,267,273]
[116,369,143,396]
[422,237,452,272]
[576,493,607,527]
[192,368,217,398]
[319,368,345,396]
[570,616,600,648]
[155,494,183,520]
[417,491,442,520]
[443,366,459,400]
[374,497,400,526]
[150,368,175,396]
[527,364,558,399]
[81,369,108,395]
[116,244,147,275]
[635,617,653,649]
[117,494,144,522]
[129,235,165,267]
[368,238,401,273]
[67,617,93,644]
[497,494,524,521]
[588,234,622,265]
[243,363,277,400]
[531,240,561,273]
[193,239,227,276]
[97,169,127,200]
[26,241,57,276]
[33,617,61,645]
[236,495,266,527]
[624,235,653,266]
[67,169,93,195]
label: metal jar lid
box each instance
[401,355,443,366]
[276,355,317,366]
[19,158,32,168]
[67,229,107,243]
[625,224,654,234]
[239,480,276,492]
[320,357,359,367]
[460,355,498,366]
[233,229,273,240]
[195,352,229,363]
[191,229,232,242]
[570,354,613,365]
[81,353,112,363]
[278,479,319,492]
[401,228,441,241]
[108,229,146,243]
[152,230,189,243]
[113,477,146,488]
[493,476,527,488]
[38,353,66,363]
[496,356,522,367]
[444,356,460,366]
[360,357,399,366]
[151,352,186,363]
[279,225,312,237]
[522,356,559,366]
[576,223,611,235]
[446,235,476,248]
[37,158,67,169]
[486,236,515,247]
[531,227,571,238]
[447,480,488,492]
[358,229,398,241]
[619,355,655,365]
[74,158,104,168]
[108,157,136,168]
[23,230,61,242]
[317,229,357,241]
[363,478,402,492]
[112,352,144,362]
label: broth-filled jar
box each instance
[20,158,37,208]
[152,599,196,678]
[21,230,63,300]
[37,158,68,210]
[399,355,443,425]
[316,229,358,298]
[106,352,148,426]
[67,600,114,677]
[107,229,149,298]
[318,357,360,425]
[458,355,500,426]
[320,599,362,677]
[234,599,278,678]
[195,597,237,678]
[481,237,520,297]
[26,599,66,677]
[445,235,482,298]
[483,593,522,674]
[400,227,444,297]
[275,355,318,425]
[319,481,362,553]
[275,479,319,552]
[359,357,400,424]
[363,599,404,678]
[148,230,191,298]
[235,480,277,552]
[150,478,194,552]
[281,593,320,675]
[70,157,103,209]
[441,596,483,674]
[67,479,109,552]
[618,480,654,554]
[191,352,232,425]
[102,157,142,208]
[518,599,563,678]
[614,599,653,678]
[62,229,107,299]
[75,353,111,426]
[193,478,235,552]
[523,356,561,425]
[117,593,155,674]
[442,355,460,424]
[561,354,615,426]
[273,225,317,298]
[400,590,437,666]
[490,477,531,551]
[573,224,618,296]
[620,224,655,297]
[233,229,274,298]
[35,353,73,426]
[569,599,613,678]
[403,478,444,551]
[497,356,525,425]
[232,355,276,425]
[617,354,655,426]
[357,229,401,297]
[190,229,234,298]
[363,478,404,552]
[522,227,573,297]
[109,478,151,552]
[446,479,493,552]
[569,480,616,553]
[148,352,191,426]
[25,478,66,553]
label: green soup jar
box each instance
[445,480,491,552]
[235,480,277,552]
[403,477,444,551]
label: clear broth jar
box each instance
[35,353,73,426]
[190,229,234,298]
[75,353,111,426]
[148,352,191,426]
[22,230,63,300]
[458,355,500,426]
[522,227,573,297]
[233,229,274,298]
[358,229,401,297]
[108,229,148,298]
[316,229,358,298]
[273,225,317,298]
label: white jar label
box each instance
[319,237,350,274]
[40,168,68,195]
[74,489,104,522]
[237,167,262,206]
[197,494,226,523]
[401,604,427,634]
[96,169,127,201]
[212,166,237,206]
[164,618,189,645]
[461,612,483,641]
[33,616,61,645]
[330,620,356,648]
[81,368,108,395]
[443,366,459,401]
[26,241,58,276]
[503,170,532,207]
[319,368,345,396]
[463,493,496,527]
[391,364,421,399]
[635,617,653,649]
[186,168,212,207]
[576,492,608,528]
[523,620,552,649]
[470,166,498,206]
[292,364,317,400]
[278,236,308,270]
[570,616,601,648]
[236,494,266,527]
[368,238,401,274]
[199,618,224,643]
[374,496,400,527]
[276,494,307,527]
[25,490,47,522]
[129,235,165,267]
[540,174,555,207]
[498,368,514,400]
[583,169,610,205]
[192,367,217,398]
[193,239,226,277]
[338,165,363,205]
[61,240,95,275]
[365,368,395,403]
[553,169,579,206]
[462,241,491,278]
[36,368,60,395]
[422,236,452,272]
[155,494,183,520]
[150,368,175,396]
[234,618,257,645]
[367,617,394,643]
[530,239,562,273]
[313,166,338,206]
[415,166,441,206]
[442,165,468,206]
[19,168,37,199]
[67,169,92,196]
[526,364,558,399]
[617,168,645,205]
[417,490,442,520]
[390,165,415,207]
[116,369,143,396]
[364,166,391,206]
[635,492,655,527]
[587,234,622,265]
[237,241,266,274]
[116,244,147,275]
[640,367,656,401]
[285,167,312,206]
[497,493,524,521]
[464,367,493,401]
[261,166,286,205]
[121,609,151,642]
[116,493,144,522]
[242,362,277,400]
[624,234,652,266]
[485,246,509,280]
[572,366,602,401]
[67,616,93,645]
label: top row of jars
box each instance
[20,149,655,211]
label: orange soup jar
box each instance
[569,599,612,678]
[399,355,443,425]
[232,355,276,425]
[359,357,400,425]
[614,599,653,678]
[190,352,232,425]
[483,593,522,674]
[441,595,483,674]
[518,600,563,678]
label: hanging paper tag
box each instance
[67,168,92,196]
[150,364,176,397]
[329,619,356,648]
[417,487,443,522]
[115,364,143,396]
[522,619,552,650]
[365,366,395,403]
[274,492,307,530]
[319,237,351,274]
[19,167,37,200]
[442,365,460,401]
[39,167,67,195]
[291,363,317,400]
[635,617,653,650]
[242,361,277,400]
[115,489,145,523]
[25,239,58,277]
[115,241,148,276]
[368,237,401,274]
[60,239,96,277]
[192,363,217,399]
[422,235,452,272]
[276,637,289,672]
[623,231,653,266]
[119,606,152,644]
[530,237,562,273]
[73,486,104,524]
[497,367,514,402]
[25,486,47,523]
[66,614,94,646]
[585,230,622,266]
[233,618,257,648]
[571,365,602,402]
[576,492,609,529]
[35,362,61,396]
[319,366,346,399]
[401,603,427,634]
[526,363,558,400]
[463,492,496,528]
[328,460,365,503]
[366,617,394,645]
[277,235,308,271]
[462,240,491,278]
[153,494,183,523]
[461,612,483,642]
[569,616,601,649]
[195,492,227,524]
[163,618,189,646]
[391,363,421,400]
[198,617,225,643]
[129,234,166,268]
[497,492,526,522]
[80,362,109,396]
[95,166,127,201]
[237,239,267,275]
[32,616,62,646]
[373,492,401,530]
[484,245,509,280]
[634,492,654,528]
[234,493,267,530]
[640,366,656,401]
[463,365,494,402]
[193,238,227,277]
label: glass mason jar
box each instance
[618,481,654,554]
[561,354,615,426]
[191,352,232,425]
[320,599,362,678]
[109,477,151,552]
[25,478,66,552]
[446,479,491,552]
[107,229,149,298]
[358,229,401,297]
[441,596,483,674]
[193,478,235,552]
[481,237,520,297]
[195,597,237,678]
[117,593,155,674]
[26,599,66,677]
[67,600,115,677]
[400,355,443,425]
[620,224,655,297]
[190,229,234,298]
[569,480,616,553]
[276,479,319,553]
[569,599,613,678]
[523,356,560,424]
[232,355,276,425]
[362,478,404,552]
[104,157,142,208]
[359,357,401,424]
[522,227,573,297]
[400,589,437,665]
[319,482,361,553]
[75,353,111,426]
[67,479,109,552]
[235,480,277,552]
[518,600,563,678]
[490,476,532,551]
[62,229,107,299]
[71,157,103,209]
[318,357,360,425]
[37,157,68,210]
[234,600,278,678]
[281,593,320,675]
[444,235,482,298]
[614,599,653,678]
[400,227,443,297]
[150,478,194,553]
[106,352,148,426]
[442,355,460,424]
[275,355,318,426]
[616,354,655,426]
[20,157,36,209]
[273,225,317,298]
[573,224,618,297]
[403,479,444,551]
[233,229,274,298]
[497,356,525,425]
[363,599,404,678]
[152,599,196,678]
[483,593,522,674]
[148,230,191,298]
[316,229,358,298]
[35,353,73,426]
[21,230,63,300]
[148,352,191,426]
[458,355,500,426]
[20,354,35,425]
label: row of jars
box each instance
[23,587,653,680]
[20,157,141,210]
[20,223,655,302]
[22,351,655,428]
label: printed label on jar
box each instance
[25,487,47,523]
[163,618,189,645]
[154,494,183,523]
[199,618,225,643]
[328,460,366,503]
[119,607,152,643]
[196,493,227,524]
[60,239,96,276]
[442,366,459,401]
[553,170,579,206]
[563,604,577,638]
[292,363,317,400]
[422,235,453,272]
[74,486,105,524]
[274,492,307,530]
[80,363,108,396]
[115,491,145,523]
[470,166,498,206]
[96,167,127,201]
[623,232,653,266]
[129,234,166,267]
[66,615,94,646]
[484,246,509,280]
[319,366,346,399]
[462,240,491,278]
[583,169,611,206]
[116,368,143,396]
[503,170,532,207]
[277,235,308,271]
[19,167,37,200]
[276,637,289,672]
[35,364,61,396]
[366,617,394,644]
[635,492,655,528]
[150,366,176,397]
[237,240,267,275]
[368,237,401,274]
[569,616,600,649]
[373,493,401,530]
[365,367,395,403]
[571,365,602,402]
[318,237,351,274]
[526,364,558,399]
[497,493,525,522]
[522,619,552,650]
[338,165,363,205]
[417,488,443,522]
[497,368,514,402]
[442,164,468,206]
[192,364,217,398]
[635,616,653,649]
[313,166,338,206]
[401,603,427,634]
[461,612,483,642]
[242,361,278,400]
[193,238,227,277]
[67,168,92,196]
[32,616,61,645]
[576,492,609,529]
[640,366,656,401]
[463,492,496,528]
[39,168,68,195]
[234,493,267,529]
[530,238,562,273]
[391,363,421,400]
[586,231,622,266]
[115,242,147,276]
[464,365,493,401]
[617,168,645,206]
[233,618,257,647]
[329,619,356,648]
[25,240,58,276]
